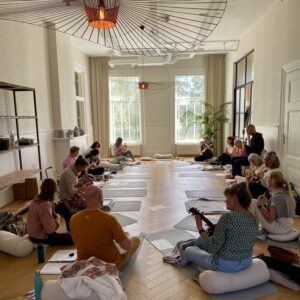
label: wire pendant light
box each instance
[0,0,228,56]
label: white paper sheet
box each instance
[40,262,70,274]
[151,239,173,250]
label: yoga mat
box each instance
[212,282,278,300]
[179,172,217,177]
[120,233,145,288]
[111,201,141,212]
[174,215,222,232]
[185,200,226,214]
[103,188,147,198]
[146,229,200,281]
[145,229,195,256]
[115,174,151,179]
[105,181,147,188]
[185,190,224,199]
[112,213,138,226]
[262,238,300,249]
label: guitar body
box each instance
[189,207,215,236]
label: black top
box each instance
[245,132,264,156]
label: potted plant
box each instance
[183,101,231,141]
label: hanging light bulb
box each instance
[98,1,107,20]
[138,25,149,90]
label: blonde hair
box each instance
[267,170,296,207]
[234,138,243,149]
[248,153,264,166]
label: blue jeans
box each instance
[185,246,252,272]
[231,156,250,176]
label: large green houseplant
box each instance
[183,101,231,140]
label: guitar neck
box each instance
[189,208,215,229]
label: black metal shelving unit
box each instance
[0,81,42,180]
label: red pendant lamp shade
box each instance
[84,0,120,29]
[138,82,149,90]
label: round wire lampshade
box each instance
[0,0,228,56]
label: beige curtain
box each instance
[206,54,225,155]
[89,57,110,158]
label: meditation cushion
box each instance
[0,231,34,257]
[140,157,152,161]
[199,258,270,294]
[154,153,172,159]
[268,229,299,242]
[42,280,99,300]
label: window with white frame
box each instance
[109,76,141,143]
[75,68,86,131]
[175,75,205,143]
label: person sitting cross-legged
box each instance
[70,185,140,269]
[184,182,257,272]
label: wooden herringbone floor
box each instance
[0,160,299,299]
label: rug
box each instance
[112,213,138,226]
[185,190,224,199]
[103,188,147,198]
[111,201,142,212]
[105,181,147,188]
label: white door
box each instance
[280,59,300,189]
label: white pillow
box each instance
[154,153,172,159]
[42,280,99,300]
[199,258,270,294]
[0,230,34,257]
[268,229,299,242]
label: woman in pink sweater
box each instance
[27,178,73,245]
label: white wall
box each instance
[109,55,207,156]
[0,20,91,207]
[225,0,300,153]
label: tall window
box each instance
[75,69,86,131]
[109,76,141,143]
[234,50,254,139]
[175,75,205,143]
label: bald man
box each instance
[231,124,264,176]
[70,185,140,269]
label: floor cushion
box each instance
[0,230,34,257]
[154,153,172,159]
[268,229,299,242]
[199,258,270,294]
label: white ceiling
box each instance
[71,0,276,60]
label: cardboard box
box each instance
[25,178,39,200]
[12,182,26,200]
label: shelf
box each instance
[0,143,40,154]
[0,81,34,91]
[0,169,40,190]
[0,199,33,216]
[0,116,37,119]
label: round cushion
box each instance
[199,258,270,294]
[154,153,172,159]
[42,280,99,300]
[0,230,34,257]
[140,157,152,161]
[268,229,299,242]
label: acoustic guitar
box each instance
[188,207,215,236]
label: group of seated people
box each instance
[24,130,297,291]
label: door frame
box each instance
[279,58,300,175]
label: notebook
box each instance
[48,250,77,262]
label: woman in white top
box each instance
[249,170,295,236]
[113,137,135,162]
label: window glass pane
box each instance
[235,114,240,138]
[245,83,252,126]
[235,89,240,113]
[246,52,254,82]
[175,75,205,143]
[109,76,141,143]
[75,70,86,131]
[239,113,244,137]
[237,58,246,86]
[240,87,245,112]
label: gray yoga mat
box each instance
[185,190,224,199]
[115,174,152,179]
[146,229,199,280]
[174,215,222,232]
[212,282,278,300]
[105,181,147,188]
[184,200,226,214]
[111,201,141,212]
[120,233,145,288]
[103,188,147,198]
[113,213,138,226]
[179,172,217,177]
[145,229,195,256]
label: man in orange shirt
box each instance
[70,185,140,269]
